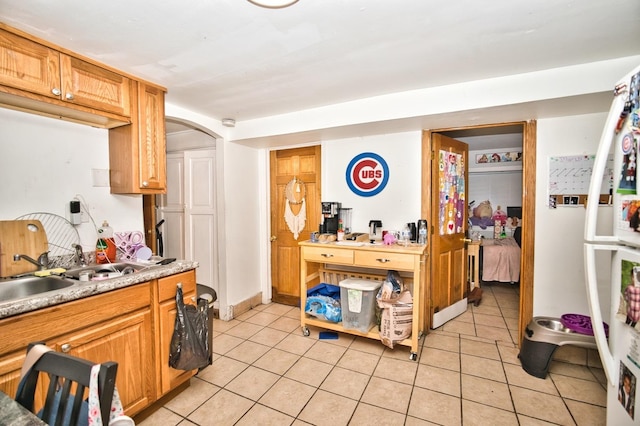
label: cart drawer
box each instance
[303,246,354,265]
[354,250,416,271]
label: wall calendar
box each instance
[548,154,613,207]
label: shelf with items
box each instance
[299,241,426,360]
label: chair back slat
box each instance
[15,344,118,426]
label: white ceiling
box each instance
[1,0,639,148]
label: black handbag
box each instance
[168,284,210,370]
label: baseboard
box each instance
[230,292,263,318]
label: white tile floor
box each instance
[137,282,607,425]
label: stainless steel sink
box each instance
[64,262,156,280]
[0,275,75,302]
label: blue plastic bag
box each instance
[307,283,341,299]
[305,295,342,323]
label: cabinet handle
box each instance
[376,258,391,263]
[321,253,334,258]
[51,88,61,96]
[65,92,74,100]
[142,181,149,187]
[61,343,71,353]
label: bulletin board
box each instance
[548,154,614,207]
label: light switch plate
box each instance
[92,169,110,187]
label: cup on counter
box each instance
[310,231,319,242]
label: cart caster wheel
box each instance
[302,326,310,337]
[409,352,417,361]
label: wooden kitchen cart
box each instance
[299,241,427,360]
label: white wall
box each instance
[223,141,262,308]
[0,108,143,253]
[468,170,523,215]
[535,112,612,318]
[320,132,423,233]
[165,104,264,319]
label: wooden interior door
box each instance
[184,149,217,291]
[430,134,469,328]
[270,146,321,306]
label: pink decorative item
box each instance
[383,233,396,245]
[492,205,508,225]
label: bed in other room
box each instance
[470,205,522,283]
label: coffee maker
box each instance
[320,202,341,234]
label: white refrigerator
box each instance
[585,64,640,425]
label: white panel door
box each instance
[184,150,217,293]
[158,153,185,259]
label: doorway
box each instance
[269,146,321,306]
[422,121,536,346]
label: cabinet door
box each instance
[55,310,153,416]
[137,82,166,191]
[157,270,197,395]
[158,296,197,395]
[0,29,60,98]
[0,351,27,399]
[60,54,131,117]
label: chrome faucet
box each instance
[73,244,87,267]
[13,252,49,270]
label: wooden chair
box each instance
[15,343,118,426]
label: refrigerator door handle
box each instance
[584,243,617,386]
[584,93,626,243]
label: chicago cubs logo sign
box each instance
[345,152,389,197]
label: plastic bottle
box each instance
[96,220,117,264]
[336,219,345,241]
[401,224,411,247]
[418,221,427,245]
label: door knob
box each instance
[61,343,71,353]
[462,238,472,243]
[65,92,74,100]
[270,236,277,242]
[51,88,61,96]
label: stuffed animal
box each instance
[507,216,521,228]
[473,200,493,219]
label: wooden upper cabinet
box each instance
[0,25,134,127]
[0,29,61,98]
[138,83,166,191]
[109,81,167,194]
[60,54,131,117]
[0,23,168,192]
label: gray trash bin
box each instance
[197,284,217,367]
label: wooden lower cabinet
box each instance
[156,271,197,396]
[0,351,27,402]
[54,310,153,415]
[0,269,198,417]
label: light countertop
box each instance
[0,260,198,319]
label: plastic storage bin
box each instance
[339,279,382,333]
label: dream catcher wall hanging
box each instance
[284,177,306,239]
